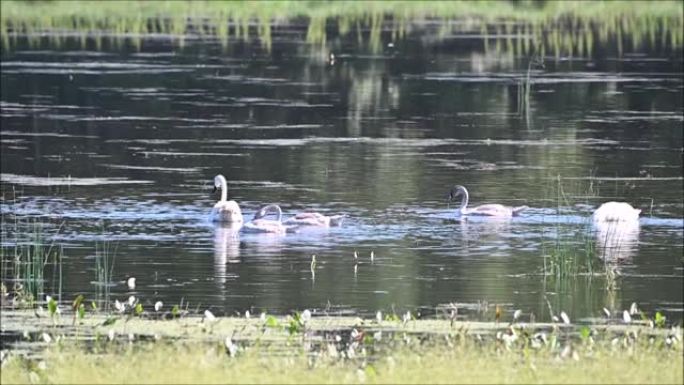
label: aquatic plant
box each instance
[93,234,117,312]
[0,217,64,307]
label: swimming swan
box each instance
[242,204,294,234]
[260,211,345,227]
[211,174,243,223]
[448,185,528,217]
[592,202,641,223]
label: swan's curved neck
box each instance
[458,187,469,213]
[272,205,282,223]
[261,204,282,222]
[217,175,228,202]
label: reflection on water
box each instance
[213,224,241,277]
[1,15,682,321]
[449,217,514,255]
[594,220,640,261]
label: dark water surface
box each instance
[1,23,682,322]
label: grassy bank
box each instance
[2,336,682,384]
[1,306,682,384]
[1,1,682,54]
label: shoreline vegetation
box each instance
[1,1,683,54]
[1,307,682,384]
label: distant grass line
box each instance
[1,1,682,27]
[1,1,682,53]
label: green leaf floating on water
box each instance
[102,317,118,326]
[47,297,58,317]
[264,315,280,328]
[580,326,591,340]
[654,312,666,328]
[72,295,84,311]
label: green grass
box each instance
[1,1,682,54]
[1,325,681,384]
[1,300,682,384]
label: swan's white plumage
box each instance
[282,212,345,227]
[211,174,243,223]
[592,202,640,223]
[242,204,294,234]
[449,185,527,218]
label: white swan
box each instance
[592,202,641,223]
[594,219,640,261]
[448,185,528,217]
[210,174,243,223]
[242,204,294,234]
[274,212,345,227]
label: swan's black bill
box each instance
[212,186,218,194]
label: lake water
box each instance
[1,20,682,322]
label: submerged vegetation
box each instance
[1,0,682,55]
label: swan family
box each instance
[211,174,641,233]
[211,174,345,234]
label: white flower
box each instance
[335,334,342,342]
[513,309,522,321]
[114,300,125,313]
[376,311,382,323]
[560,345,572,359]
[108,329,116,341]
[603,307,611,317]
[301,309,312,323]
[127,277,136,290]
[245,310,251,319]
[622,310,632,323]
[629,302,638,315]
[351,328,360,339]
[45,295,53,303]
[327,343,338,358]
[533,332,548,345]
[41,333,52,343]
[154,301,163,312]
[260,312,266,322]
[224,337,238,357]
[403,311,411,323]
[127,296,136,307]
[552,315,559,323]
[560,311,570,325]
[128,333,135,342]
[204,310,216,322]
[502,332,518,347]
[373,331,382,341]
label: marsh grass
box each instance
[1,320,681,384]
[1,1,682,55]
[93,234,117,313]
[541,175,600,281]
[0,216,64,306]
